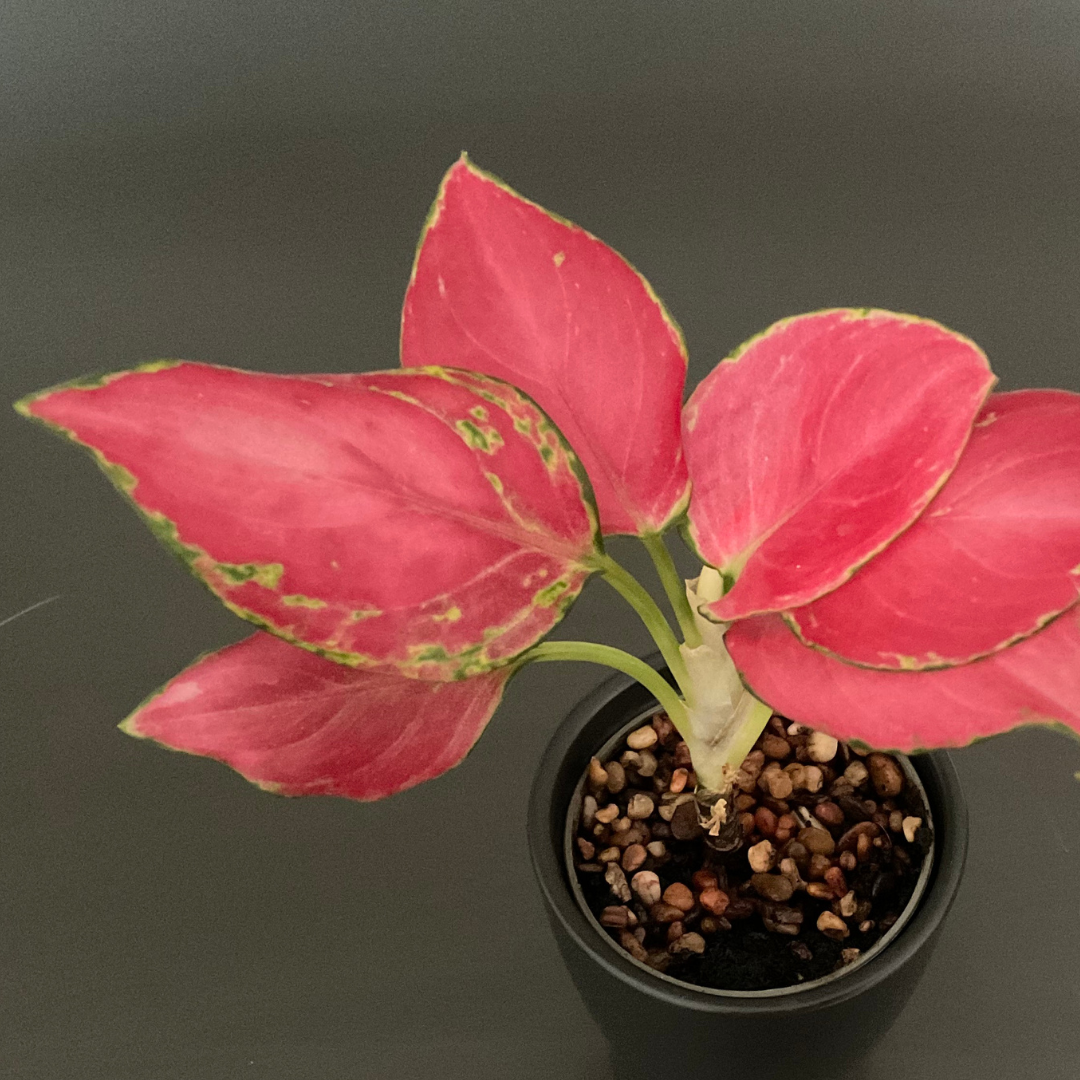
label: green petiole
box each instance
[525,639,689,734]
[590,553,692,699]
[641,531,701,649]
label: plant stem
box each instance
[591,553,692,697]
[721,695,775,773]
[640,532,701,648]
[526,640,689,733]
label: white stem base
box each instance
[678,571,773,792]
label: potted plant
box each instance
[14,157,1080,1072]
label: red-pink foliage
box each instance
[124,632,510,799]
[402,157,690,537]
[18,158,1080,797]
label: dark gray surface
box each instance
[3,4,1080,1078]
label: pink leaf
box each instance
[122,633,511,799]
[401,156,690,536]
[18,363,600,680]
[726,610,1080,752]
[682,309,996,620]
[788,390,1080,667]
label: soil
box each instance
[572,710,931,992]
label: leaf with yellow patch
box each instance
[17,362,600,679]
[123,632,512,799]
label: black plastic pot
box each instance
[527,661,969,1080]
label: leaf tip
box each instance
[117,713,146,739]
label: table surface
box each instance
[3,5,1080,1077]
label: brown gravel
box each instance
[574,708,930,992]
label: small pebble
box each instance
[600,905,633,927]
[740,749,766,776]
[636,750,658,777]
[840,947,861,965]
[645,949,671,972]
[588,757,609,789]
[902,815,923,843]
[576,837,596,860]
[786,722,805,736]
[779,858,805,890]
[790,941,813,961]
[666,922,685,944]
[754,806,778,836]
[817,911,850,939]
[669,768,689,794]
[837,821,878,853]
[619,929,648,961]
[631,870,661,906]
[605,863,631,902]
[606,761,627,794]
[806,882,832,900]
[752,873,794,902]
[762,903,803,933]
[806,731,839,763]
[595,803,619,824]
[614,822,648,848]
[889,809,904,833]
[646,840,666,858]
[700,887,730,915]
[784,763,807,789]
[652,713,676,744]
[767,772,794,799]
[670,799,702,840]
[627,724,659,750]
[859,919,875,933]
[610,816,631,833]
[673,741,693,767]
[802,765,824,793]
[598,846,620,863]
[622,844,647,872]
[839,850,857,871]
[814,801,844,827]
[626,793,655,820]
[582,795,597,829]
[830,779,855,800]
[621,750,642,770]
[844,761,869,787]
[662,882,694,913]
[761,734,791,759]
[824,866,848,897]
[783,840,809,871]
[747,839,776,873]
[670,932,706,955]
[692,869,719,891]
[867,753,904,797]
[650,902,686,924]
[839,891,858,917]
[798,827,836,857]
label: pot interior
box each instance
[563,703,936,999]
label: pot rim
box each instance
[527,657,969,1016]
